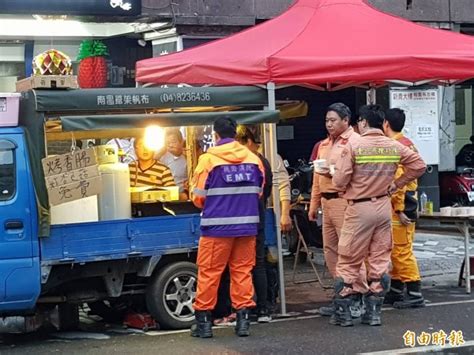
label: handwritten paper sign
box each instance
[42,148,102,206]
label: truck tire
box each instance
[58,303,80,331]
[146,261,197,330]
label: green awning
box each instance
[60,110,280,131]
[18,87,275,237]
[34,86,268,112]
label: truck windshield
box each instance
[0,144,15,201]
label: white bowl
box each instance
[313,159,329,174]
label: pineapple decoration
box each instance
[77,40,109,88]
[32,49,73,76]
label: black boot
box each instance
[319,301,335,317]
[393,281,425,309]
[330,297,353,327]
[325,294,363,318]
[190,310,213,338]
[235,309,251,337]
[362,294,383,326]
[349,293,364,318]
[384,279,404,305]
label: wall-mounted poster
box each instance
[389,89,440,165]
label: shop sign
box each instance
[0,0,141,16]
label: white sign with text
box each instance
[390,89,440,165]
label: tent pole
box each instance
[265,82,287,316]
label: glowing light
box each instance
[144,125,164,151]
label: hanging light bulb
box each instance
[144,125,165,151]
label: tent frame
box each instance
[263,82,287,315]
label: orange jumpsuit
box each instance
[332,128,426,296]
[391,133,421,283]
[310,127,368,294]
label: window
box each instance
[455,87,466,126]
[0,140,16,201]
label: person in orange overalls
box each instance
[308,103,368,318]
[331,105,426,327]
[383,108,425,308]
[190,117,264,338]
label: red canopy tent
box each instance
[135,0,474,314]
[136,0,474,88]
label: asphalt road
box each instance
[1,288,473,355]
[0,231,472,354]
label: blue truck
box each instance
[0,86,279,331]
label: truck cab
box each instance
[0,128,40,314]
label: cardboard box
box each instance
[130,186,180,203]
[16,75,78,92]
[48,176,102,206]
[42,148,97,178]
[42,148,101,206]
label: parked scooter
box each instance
[286,159,314,203]
[440,136,474,207]
[440,167,474,207]
[284,159,323,253]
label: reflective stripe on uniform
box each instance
[355,155,401,164]
[192,186,262,197]
[200,216,260,226]
[207,186,262,196]
[193,188,208,196]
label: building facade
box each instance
[142,0,474,28]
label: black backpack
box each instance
[403,191,418,221]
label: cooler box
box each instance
[0,93,20,127]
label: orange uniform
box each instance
[310,127,368,294]
[332,128,426,296]
[390,133,421,283]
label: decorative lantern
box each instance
[32,49,73,76]
[77,40,109,88]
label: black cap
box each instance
[214,116,237,139]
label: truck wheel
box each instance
[146,261,197,330]
[58,303,80,331]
